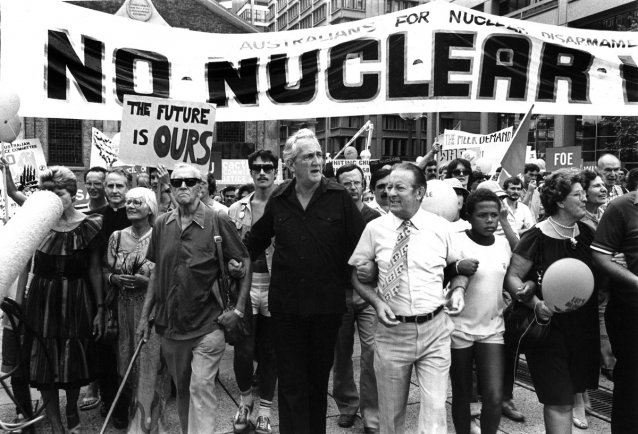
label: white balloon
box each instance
[421,180,458,222]
[344,146,358,159]
[415,156,424,164]
[0,115,21,142]
[475,157,493,174]
[0,90,20,120]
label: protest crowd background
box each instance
[0,0,637,434]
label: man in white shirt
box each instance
[349,163,469,434]
[502,177,535,235]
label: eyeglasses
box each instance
[170,178,199,188]
[250,164,275,174]
[342,181,362,188]
[125,198,144,208]
[452,169,469,176]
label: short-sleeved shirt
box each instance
[246,178,365,315]
[450,232,511,335]
[349,208,459,316]
[592,192,638,310]
[501,201,535,235]
[146,201,249,340]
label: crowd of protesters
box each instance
[0,130,636,434]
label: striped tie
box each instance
[380,220,412,302]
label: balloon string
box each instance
[512,310,551,387]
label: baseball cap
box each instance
[443,177,470,200]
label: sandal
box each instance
[79,396,101,411]
[573,416,589,430]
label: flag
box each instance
[498,105,534,185]
[90,128,119,167]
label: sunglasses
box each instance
[250,164,275,174]
[452,169,469,176]
[170,178,199,188]
[125,198,144,208]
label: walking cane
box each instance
[99,319,153,434]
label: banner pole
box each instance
[1,142,10,223]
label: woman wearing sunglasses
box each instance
[446,158,475,190]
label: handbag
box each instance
[212,210,252,346]
[504,237,551,353]
[102,231,121,343]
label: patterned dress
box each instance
[24,213,103,390]
[106,227,170,434]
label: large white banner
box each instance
[2,0,637,120]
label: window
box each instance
[215,122,253,159]
[277,0,287,11]
[299,14,312,29]
[288,3,299,20]
[301,0,312,12]
[332,0,365,11]
[268,23,276,32]
[313,4,326,24]
[267,3,276,20]
[48,119,83,166]
[277,14,288,30]
[217,122,245,143]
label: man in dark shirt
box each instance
[332,164,380,433]
[87,167,132,427]
[247,129,365,434]
[592,191,638,433]
[137,163,251,433]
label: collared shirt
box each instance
[367,199,387,216]
[146,201,249,340]
[228,192,274,273]
[360,202,381,224]
[246,177,365,315]
[591,192,638,310]
[498,200,535,237]
[349,207,459,316]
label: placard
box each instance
[119,95,216,172]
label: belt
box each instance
[395,305,444,324]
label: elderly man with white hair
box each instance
[136,163,252,434]
[246,129,365,434]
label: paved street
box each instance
[0,328,612,434]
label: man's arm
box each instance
[0,157,27,206]
[417,142,442,169]
[351,268,399,327]
[593,251,638,308]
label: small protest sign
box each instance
[1,138,47,218]
[91,128,119,167]
[120,95,216,171]
[330,159,372,186]
[546,146,582,171]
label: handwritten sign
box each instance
[120,95,216,171]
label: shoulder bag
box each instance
[212,210,252,346]
[103,231,121,343]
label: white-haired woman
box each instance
[22,166,105,434]
[105,187,169,433]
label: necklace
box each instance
[548,217,577,249]
[129,227,150,240]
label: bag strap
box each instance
[212,210,227,279]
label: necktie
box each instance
[380,220,412,302]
